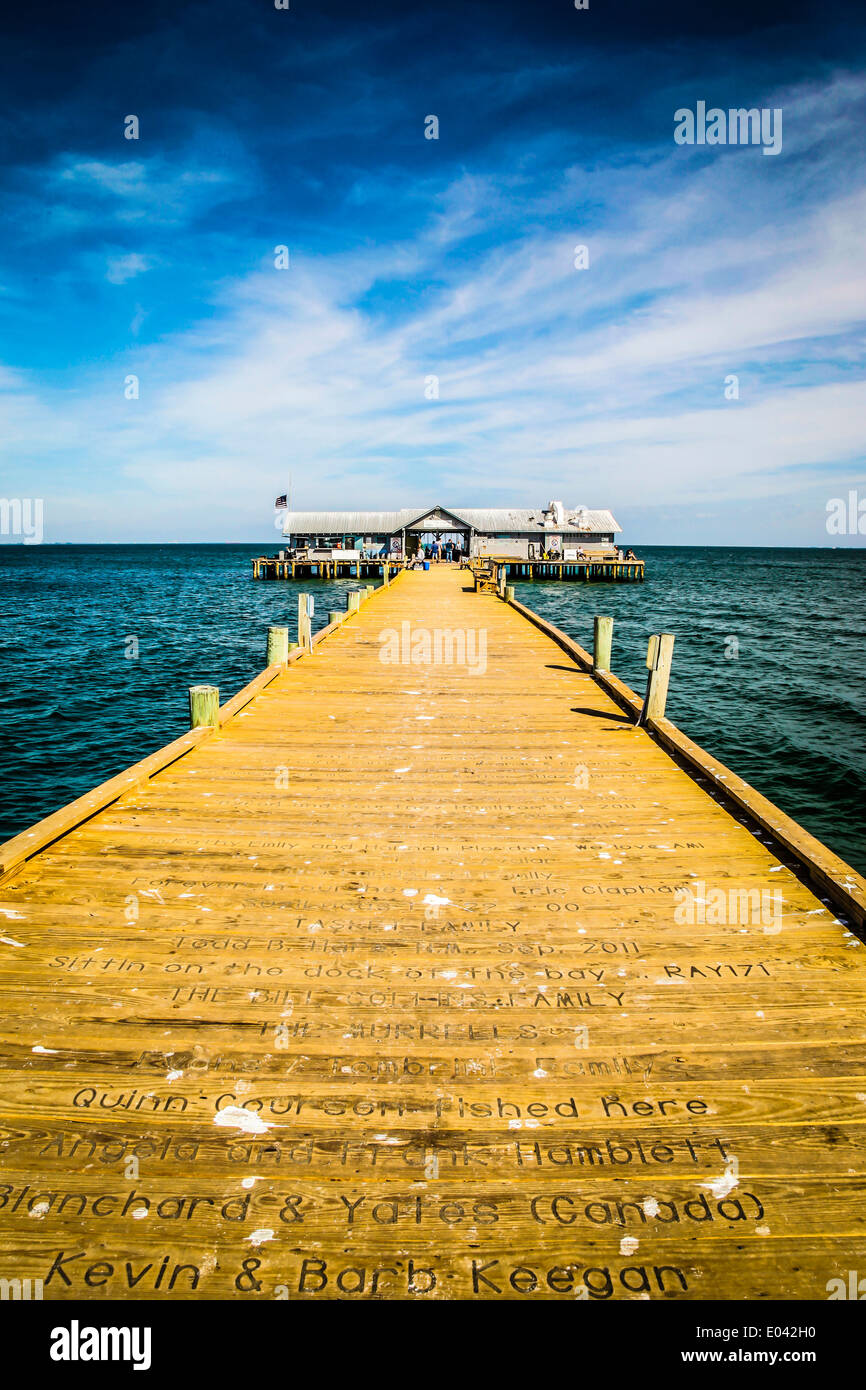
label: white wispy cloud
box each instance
[49,153,242,226]
[106,252,151,284]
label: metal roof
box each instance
[281,505,619,535]
[280,511,415,534]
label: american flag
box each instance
[275,495,287,509]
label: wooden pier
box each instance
[491,557,645,582]
[1,565,865,1301]
[253,555,645,582]
[253,556,404,581]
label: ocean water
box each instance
[0,544,863,872]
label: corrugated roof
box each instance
[280,511,412,534]
[281,505,620,535]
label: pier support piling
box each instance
[189,685,219,729]
[592,614,614,672]
[298,595,312,650]
[267,626,289,665]
[593,615,614,673]
[641,633,675,724]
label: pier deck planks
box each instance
[1,565,865,1300]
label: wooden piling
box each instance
[642,632,675,724]
[266,625,289,665]
[347,591,361,613]
[297,594,312,650]
[593,615,613,672]
[328,611,342,627]
[188,684,219,729]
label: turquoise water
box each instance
[0,544,863,872]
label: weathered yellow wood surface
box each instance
[1,565,865,1300]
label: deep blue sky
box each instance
[1,0,865,543]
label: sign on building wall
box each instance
[475,537,529,558]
